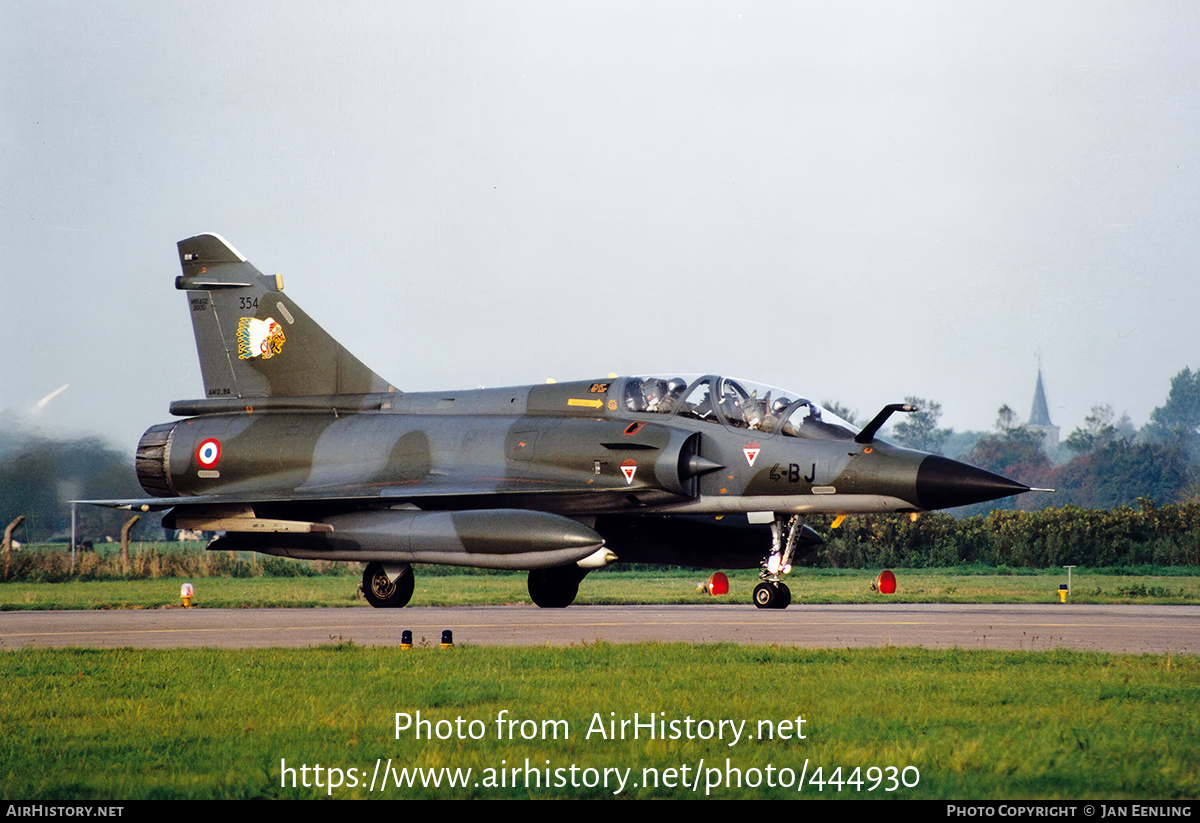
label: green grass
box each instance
[1,645,1195,799]
[1,566,1197,610]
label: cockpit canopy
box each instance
[622,375,860,441]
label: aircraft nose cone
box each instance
[915,454,1030,510]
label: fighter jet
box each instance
[95,233,1031,610]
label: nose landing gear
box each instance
[754,514,805,610]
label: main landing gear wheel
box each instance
[363,562,414,608]
[528,565,587,608]
[753,581,791,610]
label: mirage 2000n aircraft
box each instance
[94,234,1032,610]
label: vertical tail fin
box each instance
[176,233,394,399]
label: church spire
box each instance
[1029,368,1053,427]
[1026,364,1059,449]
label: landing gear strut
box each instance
[754,514,804,610]
[362,562,414,608]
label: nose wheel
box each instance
[754,513,805,609]
[753,581,791,610]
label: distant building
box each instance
[1027,367,1060,450]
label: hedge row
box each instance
[809,501,1200,569]
[0,544,346,583]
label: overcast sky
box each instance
[4,2,1198,452]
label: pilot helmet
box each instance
[645,379,668,402]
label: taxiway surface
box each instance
[1,604,1196,653]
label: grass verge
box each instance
[1,644,1195,800]
[1,566,1197,610]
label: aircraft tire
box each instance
[527,566,584,608]
[362,562,414,608]
[753,582,774,609]
[753,581,790,610]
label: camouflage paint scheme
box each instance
[95,234,1030,610]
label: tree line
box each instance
[0,419,150,543]
[870,366,1200,512]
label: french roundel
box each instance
[196,438,221,468]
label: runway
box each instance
[1,604,1196,653]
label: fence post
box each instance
[121,515,141,575]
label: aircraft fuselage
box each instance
[94,233,1034,609]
